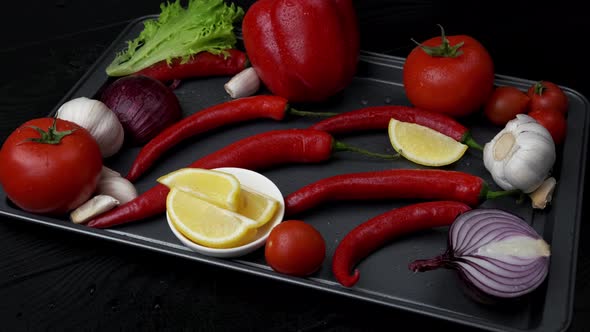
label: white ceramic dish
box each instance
[166,167,285,258]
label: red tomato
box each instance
[484,86,531,126]
[265,220,326,277]
[528,110,567,145]
[527,81,569,114]
[242,0,359,102]
[403,27,495,118]
[0,118,103,215]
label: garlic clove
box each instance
[70,195,120,224]
[100,166,121,179]
[96,175,138,204]
[529,177,557,209]
[224,67,261,99]
[56,97,125,158]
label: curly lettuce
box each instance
[106,0,244,76]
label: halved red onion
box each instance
[409,208,550,301]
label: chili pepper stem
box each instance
[464,135,484,151]
[287,107,338,118]
[332,140,399,160]
[486,188,522,200]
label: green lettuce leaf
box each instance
[106,0,244,76]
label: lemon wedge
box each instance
[166,188,258,249]
[388,118,468,166]
[157,168,241,211]
[238,186,279,228]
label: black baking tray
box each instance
[1,16,588,332]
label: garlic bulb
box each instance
[56,97,124,158]
[483,114,556,193]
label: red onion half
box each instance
[100,75,182,145]
[409,209,550,302]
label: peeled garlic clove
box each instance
[224,67,261,99]
[529,177,557,209]
[70,195,119,224]
[96,175,138,204]
[56,97,125,158]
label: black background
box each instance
[1,0,588,331]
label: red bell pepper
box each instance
[241,0,360,103]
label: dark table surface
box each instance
[1,0,589,331]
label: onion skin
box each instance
[99,75,182,145]
[409,208,550,303]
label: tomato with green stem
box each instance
[0,118,102,215]
[403,25,495,118]
[527,81,569,115]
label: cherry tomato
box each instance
[0,118,103,215]
[528,110,567,145]
[403,26,495,118]
[484,86,531,126]
[265,220,326,277]
[527,81,569,114]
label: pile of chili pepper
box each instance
[125,95,336,182]
[87,129,395,228]
[125,99,483,182]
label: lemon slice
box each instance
[167,188,258,249]
[388,118,468,166]
[238,186,279,228]
[157,168,241,211]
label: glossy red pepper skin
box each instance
[133,49,247,82]
[309,105,483,149]
[332,201,471,287]
[242,0,360,102]
[310,105,466,140]
[87,129,335,229]
[125,95,291,182]
[285,169,488,216]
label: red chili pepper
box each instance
[332,201,471,287]
[309,105,483,150]
[133,50,248,82]
[126,95,336,182]
[87,129,393,229]
[285,169,517,216]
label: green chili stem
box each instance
[332,140,399,160]
[463,135,484,151]
[486,189,522,200]
[287,107,338,118]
